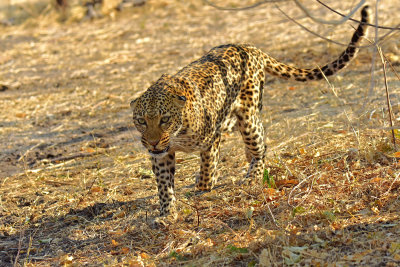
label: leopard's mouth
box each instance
[148,146,170,156]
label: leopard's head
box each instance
[130,75,187,158]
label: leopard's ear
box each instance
[173,95,186,108]
[130,98,138,110]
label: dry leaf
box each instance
[263,188,276,196]
[85,147,95,153]
[370,177,383,183]
[129,260,143,267]
[391,151,400,158]
[113,211,126,219]
[276,179,299,187]
[109,230,125,236]
[15,113,27,118]
[121,247,130,254]
[91,186,103,193]
[205,238,214,247]
[140,252,150,259]
[263,188,278,201]
[111,239,119,247]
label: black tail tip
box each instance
[361,5,371,21]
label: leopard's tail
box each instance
[263,5,371,82]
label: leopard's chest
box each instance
[169,132,204,153]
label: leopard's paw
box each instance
[150,213,178,228]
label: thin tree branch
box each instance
[316,0,400,30]
[294,0,365,25]
[202,0,288,11]
[204,0,400,31]
[374,23,400,46]
[275,4,395,50]
[204,0,398,48]
[273,4,361,48]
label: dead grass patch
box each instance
[0,0,400,266]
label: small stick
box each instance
[266,203,280,228]
[178,199,200,227]
[378,47,396,148]
[13,228,25,267]
[384,172,400,196]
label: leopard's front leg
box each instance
[196,134,221,191]
[151,152,176,217]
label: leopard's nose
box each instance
[148,140,159,147]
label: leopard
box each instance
[130,6,371,219]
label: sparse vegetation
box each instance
[0,0,399,266]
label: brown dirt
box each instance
[0,0,400,266]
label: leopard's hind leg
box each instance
[236,79,266,182]
[237,113,266,181]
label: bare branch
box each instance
[273,4,356,47]
[317,0,400,30]
[376,23,400,45]
[204,0,399,31]
[202,0,289,11]
[294,0,365,25]
[204,0,398,47]
[274,4,396,49]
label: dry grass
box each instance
[0,0,400,266]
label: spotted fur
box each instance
[130,6,371,217]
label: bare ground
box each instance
[0,0,400,266]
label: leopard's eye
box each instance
[160,116,170,124]
[136,118,146,125]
